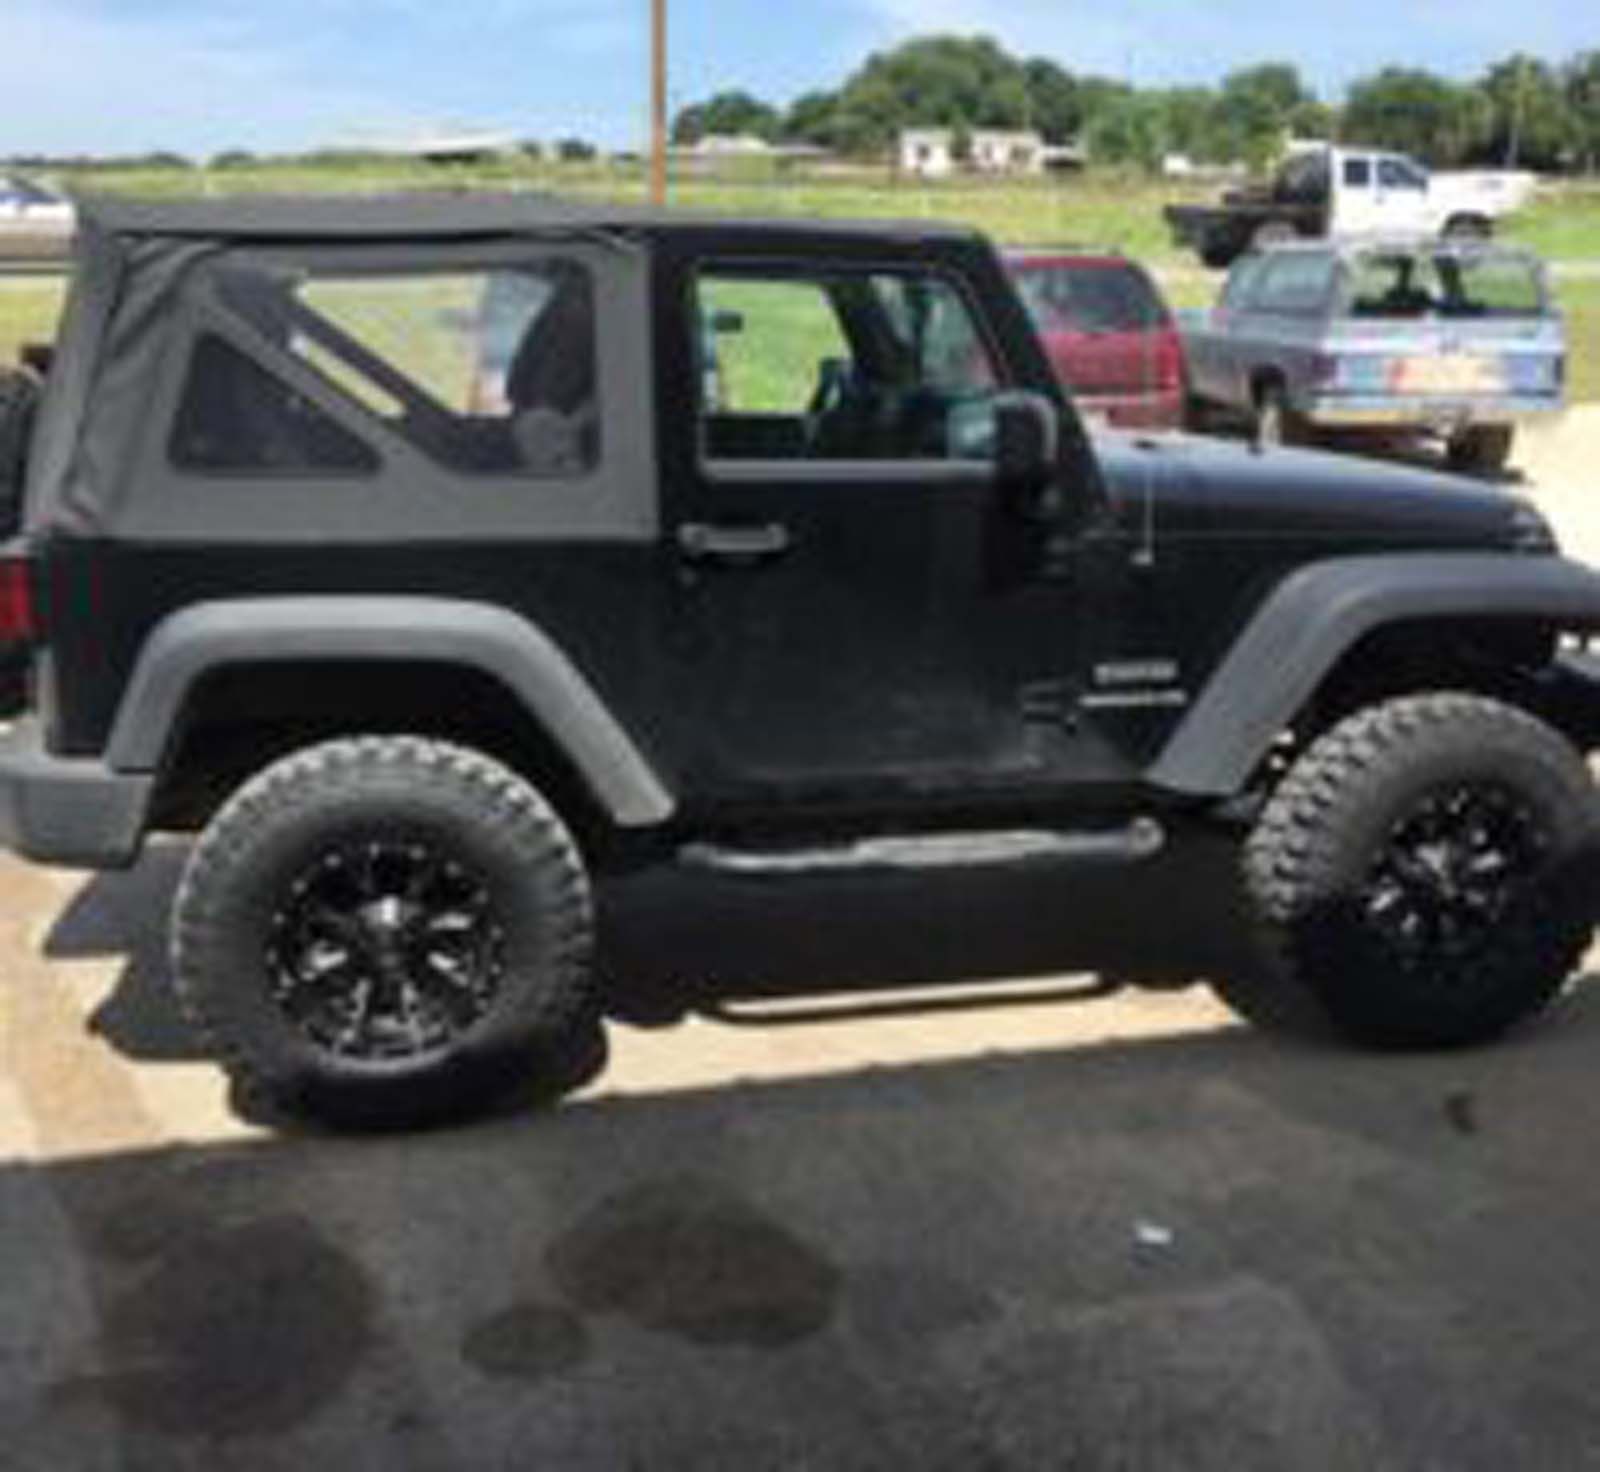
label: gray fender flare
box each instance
[1149,553,1600,797]
[106,597,675,828]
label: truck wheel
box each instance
[172,737,599,1129]
[1253,383,1306,450]
[1220,694,1597,1048]
[1447,424,1514,475]
[1444,214,1492,242]
[0,368,41,539]
[1251,221,1296,252]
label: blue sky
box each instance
[3,0,1595,156]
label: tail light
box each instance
[1152,331,1184,393]
[0,555,37,644]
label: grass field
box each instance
[50,156,1600,258]
[3,164,1597,401]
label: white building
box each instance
[899,130,956,179]
[899,128,1051,177]
[969,130,1046,175]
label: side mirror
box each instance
[993,391,1061,514]
[709,309,745,336]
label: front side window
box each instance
[1378,157,1427,191]
[1343,157,1373,189]
[696,267,1002,462]
[180,258,599,478]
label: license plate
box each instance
[1391,355,1504,395]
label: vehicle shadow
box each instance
[45,837,1237,1066]
[12,951,1600,1469]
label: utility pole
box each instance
[650,0,668,205]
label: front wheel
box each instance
[1217,694,1597,1048]
[172,737,600,1128]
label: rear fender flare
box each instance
[106,597,675,828]
[1148,554,1600,797]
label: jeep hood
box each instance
[1092,431,1551,551]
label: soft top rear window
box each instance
[1013,262,1170,334]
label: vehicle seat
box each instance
[505,266,598,476]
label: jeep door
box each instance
[659,253,1088,820]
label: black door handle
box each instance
[677,521,792,564]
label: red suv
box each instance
[1005,251,1185,431]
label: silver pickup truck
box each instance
[1181,238,1565,472]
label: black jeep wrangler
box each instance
[1,194,1597,1127]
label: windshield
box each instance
[1346,250,1547,320]
[1012,261,1170,335]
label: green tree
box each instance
[672,90,782,145]
[1214,63,1314,169]
[1087,93,1170,172]
[1343,68,1491,165]
[783,90,840,145]
[1480,55,1576,169]
[825,35,1033,154]
[1021,58,1082,143]
[1568,51,1600,173]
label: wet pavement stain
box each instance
[845,1260,1000,1347]
[55,1213,374,1439]
[461,1301,591,1383]
[546,1177,842,1349]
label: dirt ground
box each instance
[4,411,1600,1469]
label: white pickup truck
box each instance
[1166,145,1537,268]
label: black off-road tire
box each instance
[172,737,599,1129]
[0,368,41,538]
[1216,694,1597,1048]
[1447,424,1514,476]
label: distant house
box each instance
[670,134,830,174]
[969,130,1046,175]
[687,133,774,158]
[899,128,1057,178]
[900,130,956,179]
[338,126,518,165]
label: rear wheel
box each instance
[1444,214,1493,243]
[1217,694,1597,1048]
[1447,424,1514,476]
[172,737,600,1128]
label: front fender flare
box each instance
[106,597,674,828]
[1149,554,1600,797]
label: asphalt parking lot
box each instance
[5,409,1600,1470]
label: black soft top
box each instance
[78,192,982,246]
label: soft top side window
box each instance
[177,258,601,479]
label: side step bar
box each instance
[679,819,1165,878]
